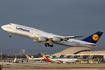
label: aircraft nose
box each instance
[1,25,7,30]
[1,25,5,29]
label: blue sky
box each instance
[0,0,105,55]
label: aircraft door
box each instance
[29,30,35,38]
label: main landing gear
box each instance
[9,33,11,38]
[44,43,53,47]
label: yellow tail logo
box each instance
[92,34,99,41]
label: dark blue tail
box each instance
[82,31,103,43]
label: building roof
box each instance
[52,47,93,57]
[77,51,105,55]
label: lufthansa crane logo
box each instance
[92,34,99,41]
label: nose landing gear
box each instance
[9,33,11,38]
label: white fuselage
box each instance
[50,58,78,63]
[1,23,95,47]
[30,58,44,61]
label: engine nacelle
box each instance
[34,39,41,43]
[38,37,48,42]
[63,61,66,63]
[34,37,48,43]
[53,37,63,42]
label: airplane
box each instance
[13,56,27,63]
[1,23,103,47]
[43,54,78,64]
[26,55,44,61]
[4,56,28,63]
[49,54,54,59]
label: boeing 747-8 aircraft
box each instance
[1,23,103,47]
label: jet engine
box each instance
[34,37,48,43]
[63,61,66,63]
[38,37,48,42]
[52,37,63,42]
[34,39,41,43]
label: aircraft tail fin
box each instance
[82,31,103,43]
[43,54,52,62]
[31,55,34,59]
[49,54,54,59]
[26,55,31,59]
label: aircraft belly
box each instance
[55,41,87,47]
[10,31,30,38]
[55,42,77,47]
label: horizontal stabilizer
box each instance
[86,44,101,47]
[61,35,84,40]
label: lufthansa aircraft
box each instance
[1,23,103,47]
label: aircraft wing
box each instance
[34,35,83,42]
[33,35,83,47]
[61,35,84,41]
[86,44,101,47]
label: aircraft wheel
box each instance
[50,45,53,47]
[44,43,47,47]
[9,33,11,38]
[48,43,50,46]
[9,35,11,38]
